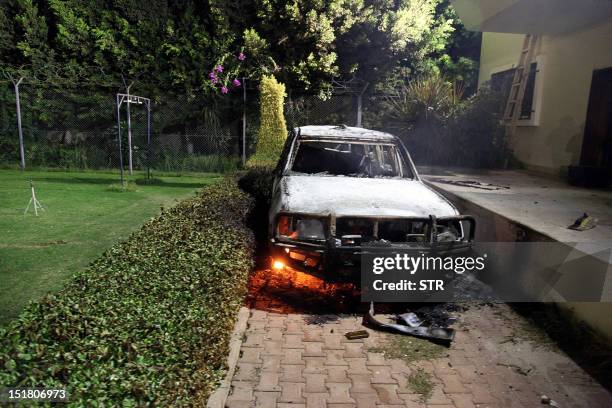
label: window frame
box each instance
[489,55,545,127]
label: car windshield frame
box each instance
[287,138,416,179]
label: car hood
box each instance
[277,175,458,218]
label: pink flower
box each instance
[238,52,246,61]
[232,78,241,87]
[215,64,224,73]
[211,77,218,84]
[221,86,228,94]
[209,71,216,80]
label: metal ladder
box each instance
[503,34,539,135]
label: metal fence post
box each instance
[116,94,125,187]
[242,77,246,165]
[13,77,25,170]
[126,87,133,175]
[147,99,151,179]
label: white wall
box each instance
[479,19,612,175]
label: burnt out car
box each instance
[268,125,475,280]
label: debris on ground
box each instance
[364,302,455,344]
[434,179,510,191]
[396,312,423,327]
[541,394,560,407]
[345,330,369,340]
[568,212,597,231]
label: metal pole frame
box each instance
[116,94,125,187]
[116,93,152,184]
[11,77,25,170]
[242,77,247,166]
[146,99,152,179]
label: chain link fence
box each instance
[0,86,252,174]
[0,82,410,173]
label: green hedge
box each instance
[0,178,254,406]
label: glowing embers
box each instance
[277,215,326,241]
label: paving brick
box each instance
[235,363,261,382]
[226,400,255,408]
[372,384,403,405]
[240,347,263,364]
[398,393,427,408]
[327,382,355,404]
[303,392,329,408]
[261,355,282,373]
[449,393,475,408]
[465,383,497,404]
[286,322,303,334]
[266,328,284,342]
[438,374,467,394]
[343,343,364,358]
[323,334,345,350]
[284,334,305,349]
[227,381,256,402]
[346,358,370,375]
[348,374,376,395]
[326,367,350,383]
[263,340,285,356]
[353,393,378,408]
[277,404,306,408]
[256,371,281,392]
[280,364,305,383]
[304,357,327,374]
[251,310,268,321]
[279,381,305,404]
[304,373,328,393]
[244,333,266,348]
[365,352,387,367]
[267,315,287,329]
[370,366,397,384]
[325,350,349,366]
[282,349,305,365]
[455,365,482,384]
[303,328,324,342]
[426,386,453,405]
[254,391,281,408]
[303,342,326,357]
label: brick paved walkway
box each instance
[225,302,612,408]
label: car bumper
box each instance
[269,215,476,282]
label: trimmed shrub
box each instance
[249,75,287,166]
[0,178,254,406]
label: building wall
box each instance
[478,19,612,175]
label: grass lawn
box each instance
[0,169,220,325]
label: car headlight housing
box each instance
[277,215,326,242]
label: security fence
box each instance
[0,80,507,173]
[0,87,251,173]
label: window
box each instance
[491,62,538,120]
[290,140,414,178]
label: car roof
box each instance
[295,125,397,142]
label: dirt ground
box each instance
[225,267,612,407]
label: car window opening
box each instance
[291,141,413,178]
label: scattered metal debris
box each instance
[541,395,560,407]
[568,213,597,231]
[345,330,369,340]
[434,179,511,191]
[363,302,455,344]
[396,312,423,327]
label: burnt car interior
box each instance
[291,140,414,178]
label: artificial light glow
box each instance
[272,260,285,270]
